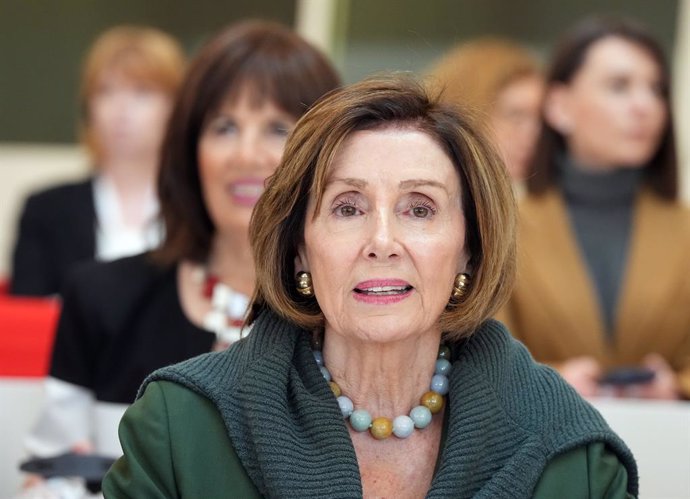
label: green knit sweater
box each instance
[131,311,637,498]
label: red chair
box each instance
[0,279,60,377]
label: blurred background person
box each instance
[498,16,690,400]
[426,37,544,185]
[9,26,185,297]
[23,20,339,471]
[21,20,340,483]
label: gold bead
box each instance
[329,381,341,397]
[420,391,445,414]
[369,417,393,440]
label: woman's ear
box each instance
[544,83,573,135]
[294,245,310,274]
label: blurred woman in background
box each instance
[499,17,690,400]
[24,19,339,470]
[10,26,184,296]
[427,37,543,184]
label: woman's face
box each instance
[90,68,173,162]
[546,36,667,169]
[198,90,296,237]
[490,75,543,180]
[298,128,469,344]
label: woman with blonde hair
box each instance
[428,38,543,182]
[10,25,185,296]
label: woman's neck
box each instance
[322,329,443,417]
[100,158,157,226]
[207,231,255,297]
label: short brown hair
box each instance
[154,21,341,265]
[249,75,516,339]
[80,25,185,163]
[528,16,677,199]
[427,37,541,116]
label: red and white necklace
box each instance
[194,267,251,350]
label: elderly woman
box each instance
[103,77,636,498]
[498,17,690,400]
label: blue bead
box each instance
[313,351,324,367]
[392,415,415,438]
[349,409,372,432]
[410,405,432,429]
[430,374,449,395]
[320,366,331,382]
[337,396,354,418]
[435,358,452,376]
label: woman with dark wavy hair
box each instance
[499,16,689,400]
[25,21,339,466]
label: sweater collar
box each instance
[144,311,637,498]
[558,153,644,206]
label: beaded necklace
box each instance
[192,267,251,350]
[313,345,452,440]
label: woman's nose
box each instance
[363,211,400,260]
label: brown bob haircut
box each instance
[80,25,185,164]
[249,75,517,339]
[154,21,341,265]
[427,37,541,117]
[528,16,677,199]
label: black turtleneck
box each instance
[558,155,644,335]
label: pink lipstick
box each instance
[228,178,265,207]
[353,279,413,305]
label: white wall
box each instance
[0,143,89,280]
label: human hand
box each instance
[559,356,603,397]
[627,354,680,400]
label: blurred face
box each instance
[490,75,543,180]
[198,90,296,237]
[546,36,667,169]
[298,128,468,344]
[90,68,173,162]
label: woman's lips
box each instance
[228,179,265,207]
[353,279,414,305]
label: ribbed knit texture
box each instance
[141,311,638,498]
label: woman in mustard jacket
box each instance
[499,17,690,399]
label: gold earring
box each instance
[296,271,314,296]
[451,273,470,300]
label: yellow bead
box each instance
[329,381,341,397]
[420,391,445,414]
[369,417,393,440]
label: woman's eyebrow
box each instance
[399,179,449,193]
[326,177,367,189]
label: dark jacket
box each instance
[11,178,96,296]
[51,252,214,404]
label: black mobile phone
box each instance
[598,366,655,386]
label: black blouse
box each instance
[50,252,215,404]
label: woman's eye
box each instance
[208,118,236,135]
[408,200,436,219]
[268,122,291,137]
[607,77,629,93]
[338,205,358,217]
[412,206,430,218]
